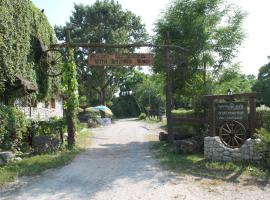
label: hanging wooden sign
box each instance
[88,53,153,66]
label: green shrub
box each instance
[255,128,270,167]
[27,117,66,138]
[0,105,28,151]
[256,106,270,131]
[138,113,147,120]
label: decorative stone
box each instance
[0,151,15,163]
[204,136,263,162]
[32,135,60,154]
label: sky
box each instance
[31,0,270,76]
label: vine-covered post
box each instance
[165,32,173,142]
[64,30,79,148]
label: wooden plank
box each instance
[88,53,153,66]
[208,98,215,136]
[171,117,208,124]
[249,97,256,136]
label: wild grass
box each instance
[151,141,269,182]
[0,128,92,186]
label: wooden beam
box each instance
[205,93,257,100]
[50,42,187,51]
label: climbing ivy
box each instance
[63,48,79,147]
[0,0,61,101]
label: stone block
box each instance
[223,156,232,162]
[0,151,15,163]
[232,153,241,158]
[224,151,231,156]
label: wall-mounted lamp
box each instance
[227,88,233,96]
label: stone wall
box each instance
[16,96,63,121]
[204,136,262,162]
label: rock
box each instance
[14,157,22,162]
[0,158,5,166]
[232,153,241,158]
[0,151,15,163]
[223,156,232,162]
[159,132,168,141]
[87,119,97,128]
[174,138,203,154]
[33,135,60,154]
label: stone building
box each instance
[15,95,64,121]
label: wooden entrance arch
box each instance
[48,30,187,143]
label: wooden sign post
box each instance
[205,93,257,148]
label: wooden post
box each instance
[165,32,173,142]
[249,97,256,137]
[65,29,76,147]
[208,98,215,136]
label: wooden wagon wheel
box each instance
[219,120,246,148]
[40,49,64,77]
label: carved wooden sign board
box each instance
[215,102,248,122]
[88,53,153,66]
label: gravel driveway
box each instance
[1,118,269,200]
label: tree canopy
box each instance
[153,0,246,93]
[253,60,270,106]
[153,0,246,113]
[55,0,148,105]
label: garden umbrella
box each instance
[94,105,113,116]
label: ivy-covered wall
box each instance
[0,0,60,101]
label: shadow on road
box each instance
[1,140,182,199]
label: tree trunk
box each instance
[99,88,106,105]
[67,111,75,147]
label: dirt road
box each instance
[1,119,269,200]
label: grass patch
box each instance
[142,117,167,126]
[0,128,92,186]
[151,141,269,182]
[172,109,194,116]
